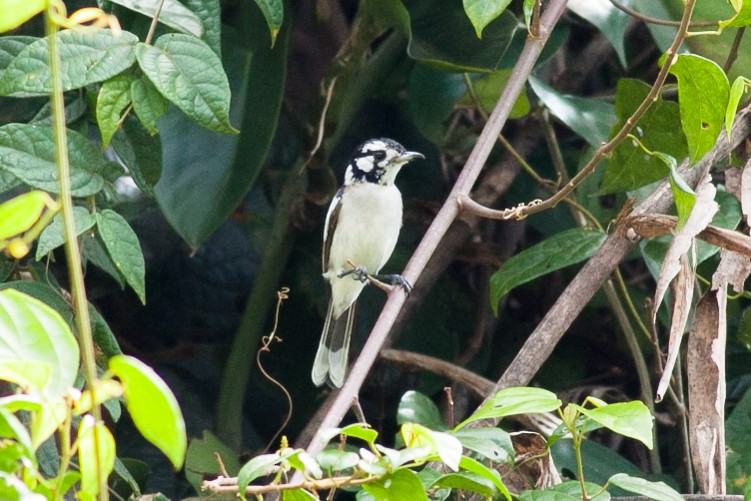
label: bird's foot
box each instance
[339,263,369,283]
[371,273,412,295]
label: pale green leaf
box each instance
[666,54,729,164]
[490,227,607,315]
[0,289,79,399]
[0,29,138,97]
[0,191,55,241]
[720,0,751,27]
[95,209,146,304]
[136,34,237,134]
[108,355,187,469]
[457,387,561,430]
[608,473,683,501]
[237,454,282,500]
[463,0,513,38]
[726,77,747,138]
[0,0,44,32]
[108,0,203,36]
[254,0,283,46]
[78,415,116,499]
[97,73,135,147]
[572,401,654,449]
[459,456,511,500]
[35,207,96,260]
[668,163,695,230]
[453,428,513,462]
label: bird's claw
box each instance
[389,274,412,295]
[339,264,369,283]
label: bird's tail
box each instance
[312,299,356,388]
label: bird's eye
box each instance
[373,151,386,161]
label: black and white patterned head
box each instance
[343,138,424,186]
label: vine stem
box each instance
[45,5,106,500]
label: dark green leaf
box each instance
[136,34,237,134]
[666,54,729,164]
[519,491,579,501]
[97,73,135,147]
[130,76,168,135]
[0,29,138,97]
[35,207,96,260]
[608,473,682,501]
[0,124,106,196]
[431,471,495,498]
[237,454,282,500]
[82,232,125,287]
[463,0,513,38]
[601,79,687,194]
[404,0,519,72]
[551,481,611,500]
[490,227,607,315]
[459,456,511,500]
[397,390,445,429]
[185,431,241,493]
[407,65,465,145]
[529,76,616,147]
[363,469,427,501]
[567,0,630,66]
[0,36,35,70]
[253,0,283,46]
[96,209,146,303]
[726,383,751,493]
[185,0,222,56]
[110,118,162,196]
[108,0,204,36]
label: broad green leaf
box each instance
[668,163,695,230]
[458,70,530,118]
[363,468,428,501]
[459,456,511,500]
[237,453,282,500]
[0,123,106,196]
[254,0,283,46]
[720,0,751,27]
[77,415,116,499]
[282,489,318,500]
[404,0,519,72]
[0,36,35,70]
[523,0,535,28]
[35,207,97,260]
[567,0,629,66]
[666,54,729,164]
[608,473,682,501]
[519,491,578,501]
[521,481,610,501]
[0,406,35,465]
[453,428,513,462]
[0,289,79,399]
[397,390,445,429]
[97,73,136,147]
[109,0,203,36]
[726,77,747,138]
[108,355,187,469]
[571,401,653,449]
[490,227,607,315]
[136,34,237,134]
[110,118,163,196]
[320,423,379,444]
[96,209,146,304]
[82,232,125,287]
[601,78,687,194]
[401,423,462,471]
[155,16,288,247]
[529,76,616,147]
[0,191,56,241]
[431,471,495,498]
[31,397,67,448]
[185,430,241,493]
[408,65,466,145]
[457,387,561,430]
[130,76,168,135]
[0,29,138,97]
[463,0,513,38]
[316,449,359,471]
[185,0,222,56]
[0,0,44,32]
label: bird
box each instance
[312,138,424,388]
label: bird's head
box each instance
[344,138,424,186]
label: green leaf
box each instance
[0,191,56,241]
[136,34,237,134]
[82,232,125,287]
[185,430,241,493]
[97,73,135,147]
[490,227,607,315]
[431,471,495,498]
[109,0,203,36]
[96,209,146,303]
[459,456,511,500]
[459,70,530,118]
[601,78,687,194]
[110,118,163,196]
[339,423,379,444]
[0,0,44,33]
[397,391,445,429]
[108,355,187,469]
[463,0,513,38]
[668,163,695,230]
[185,0,222,56]
[520,491,579,501]
[408,65,466,145]
[666,54,729,164]
[453,428,513,462]
[237,453,282,500]
[720,0,751,27]
[154,18,288,247]
[77,415,116,499]
[401,423,462,471]
[607,473,683,501]
[529,76,616,147]
[130,76,168,135]
[0,29,138,97]
[567,0,630,66]
[363,468,428,501]
[723,382,751,493]
[0,36,35,70]
[316,449,359,471]
[254,0,283,46]
[0,406,35,466]
[572,401,653,449]
[35,207,96,260]
[0,123,107,196]
[0,289,79,399]
[404,0,519,72]
[726,77,747,138]
[456,387,561,430]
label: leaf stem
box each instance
[45,6,106,500]
[144,0,166,45]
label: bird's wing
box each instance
[322,187,344,273]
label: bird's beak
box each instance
[399,151,425,163]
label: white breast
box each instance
[324,183,403,317]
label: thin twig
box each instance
[144,0,166,44]
[723,27,746,73]
[608,0,716,27]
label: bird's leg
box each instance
[338,260,369,283]
[370,273,413,295]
